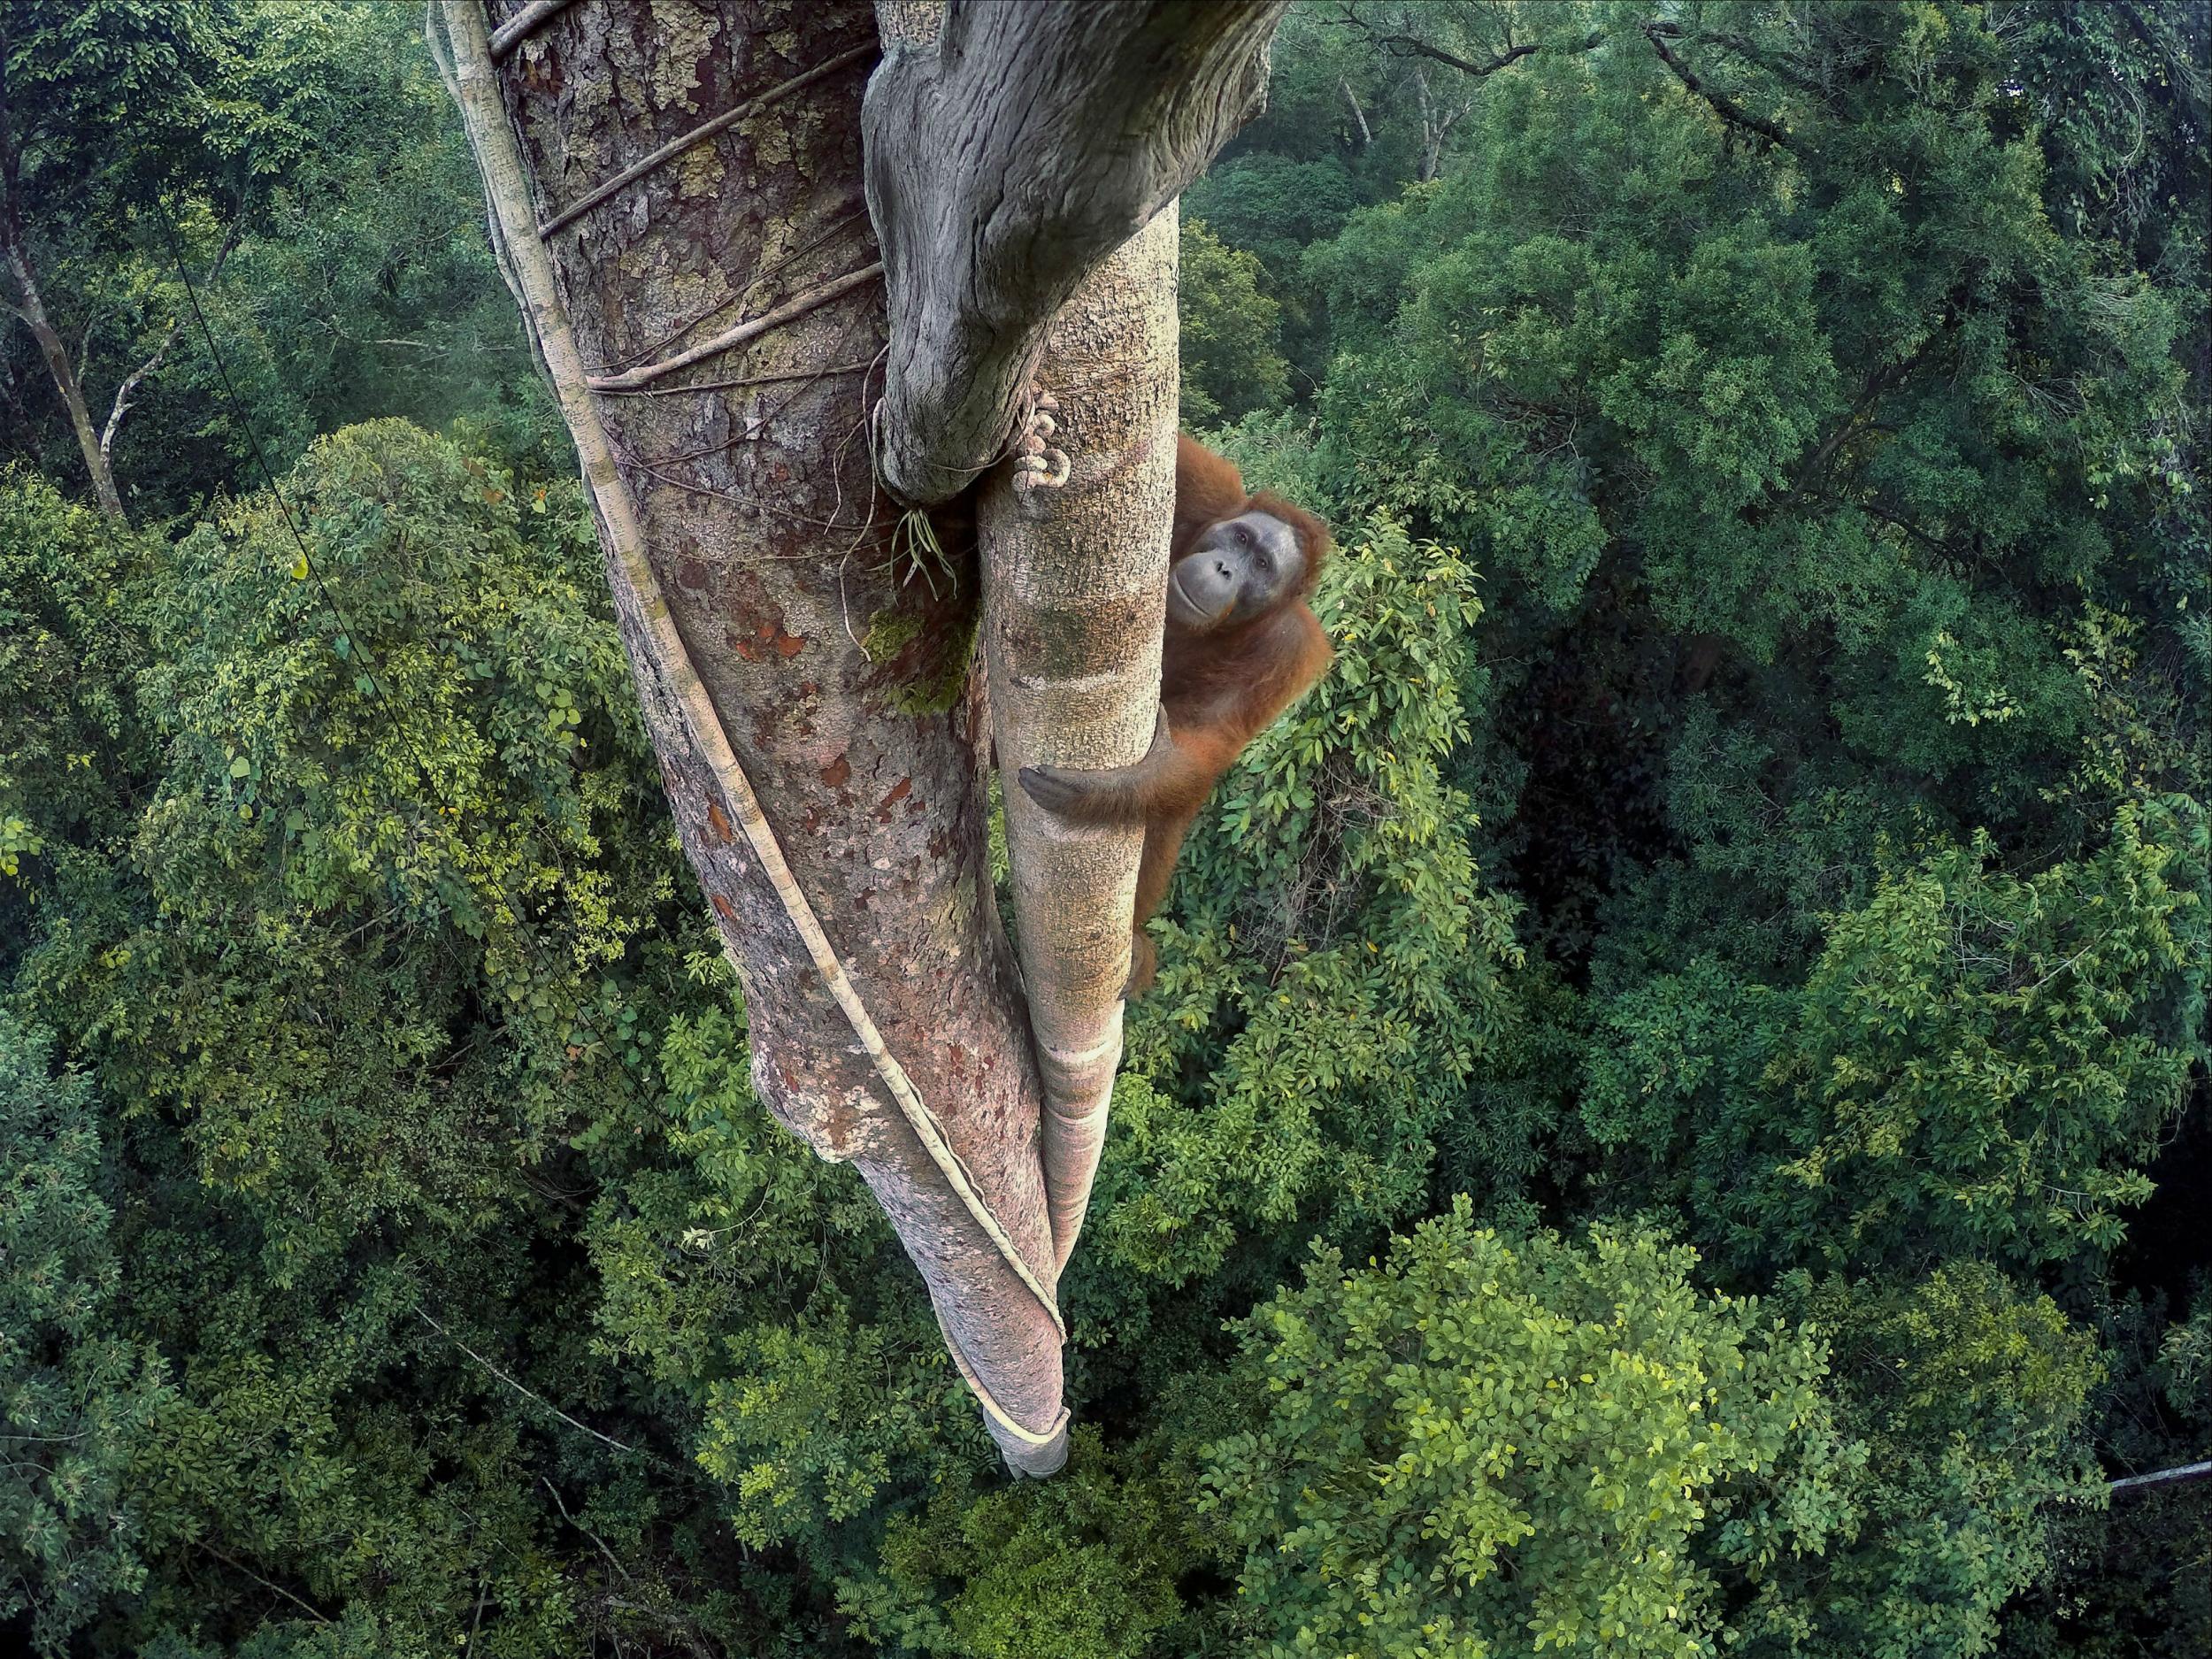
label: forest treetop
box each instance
[3,3,2208,1656]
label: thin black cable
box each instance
[150,197,671,1121]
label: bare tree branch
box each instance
[100,222,238,467]
[1362,31,1538,81]
[1643,22,1797,151]
[1328,3,1602,79]
[2109,1458,2212,1495]
[414,1306,650,1459]
[1340,74,1372,146]
[0,44,125,516]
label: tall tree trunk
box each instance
[980,206,1179,1270]
[439,0,1068,1473]
[0,52,126,521]
[1,240,125,521]
[443,0,1280,1479]
[1340,75,1373,148]
[864,0,1278,1275]
[1413,69,1445,184]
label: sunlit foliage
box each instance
[3,1,2206,1653]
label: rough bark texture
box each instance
[979,207,1179,1270]
[862,0,1283,505]
[451,0,1066,1473]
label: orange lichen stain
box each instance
[729,616,805,661]
[710,893,737,922]
[820,754,851,789]
[706,802,734,842]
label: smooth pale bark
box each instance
[862,0,1282,505]
[1,240,124,521]
[0,49,127,520]
[979,208,1179,1270]
[445,0,1066,1473]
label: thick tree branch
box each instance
[1781,338,1934,504]
[1643,23,1797,151]
[1328,4,1601,80]
[1648,20,1828,96]
[864,0,1286,505]
[1363,32,1538,81]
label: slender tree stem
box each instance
[2110,1458,2212,1494]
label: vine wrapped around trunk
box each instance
[442,0,1280,1479]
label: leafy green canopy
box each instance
[0,1012,166,1652]
[0,467,155,888]
[18,421,672,1258]
[1179,216,1291,426]
[1086,517,1525,1307]
[2,1,544,517]
[1167,3,2208,1654]
[1202,1206,1856,1659]
[1,0,2207,1653]
[3,427,774,1655]
[1586,802,2209,1280]
[1783,1266,2103,1659]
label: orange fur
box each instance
[1128,437,1334,993]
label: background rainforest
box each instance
[3,2,2207,1655]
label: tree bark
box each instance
[980,205,1179,1270]
[442,0,1068,1473]
[0,47,126,521]
[1340,75,1373,148]
[0,239,123,520]
[96,227,236,490]
[446,0,1275,1480]
[862,0,1282,505]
